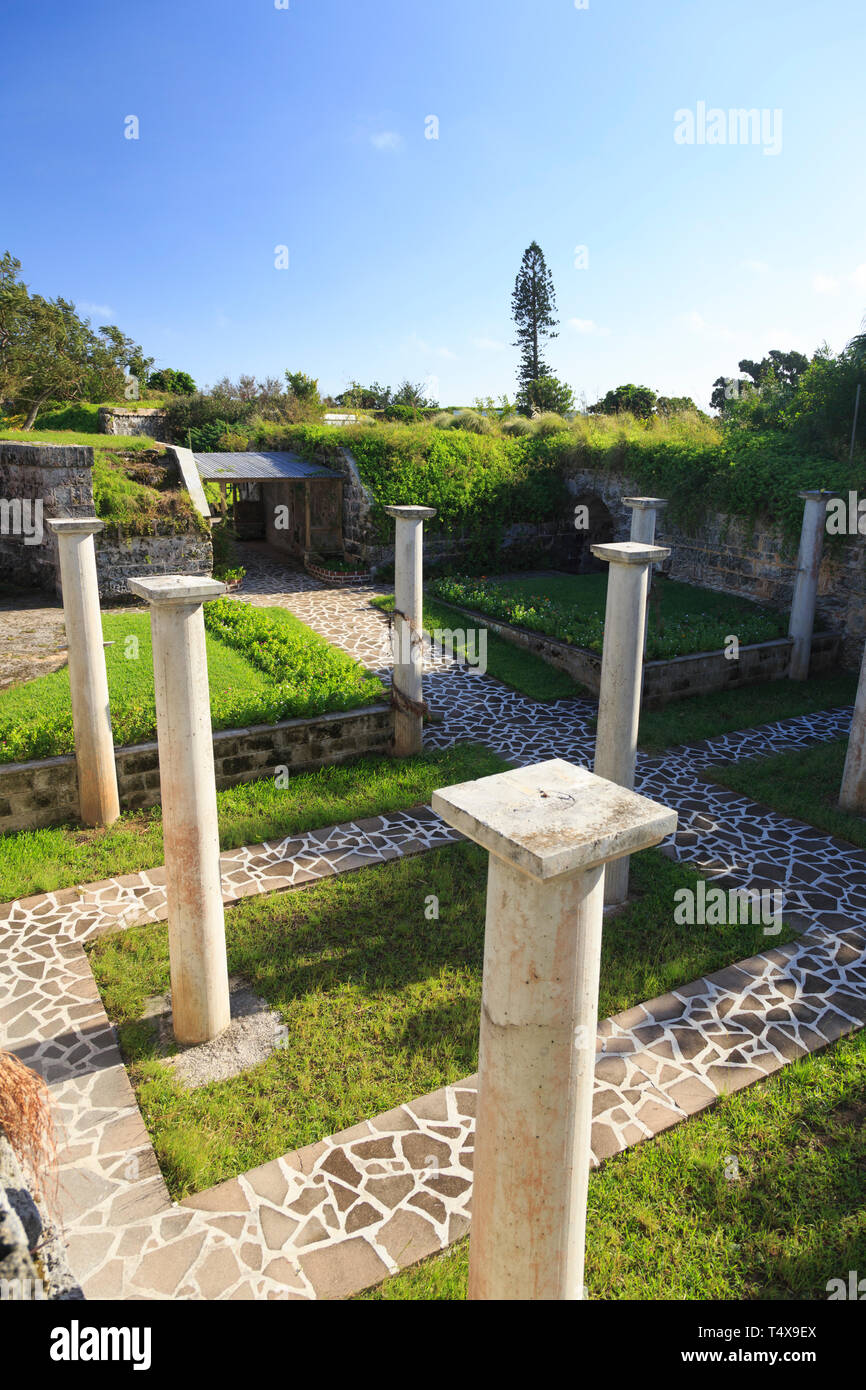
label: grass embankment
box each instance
[705,737,866,848]
[0,601,384,765]
[430,572,786,661]
[0,744,504,902]
[370,594,581,701]
[88,846,795,1199]
[360,1029,866,1300]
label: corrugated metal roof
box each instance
[193,451,340,481]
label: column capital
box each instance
[384,505,437,521]
[797,490,837,502]
[591,541,670,566]
[433,759,676,882]
[47,517,104,537]
[622,497,668,511]
[127,575,226,606]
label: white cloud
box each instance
[472,336,507,351]
[568,317,609,336]
[80,301,115,319]
[370,130,403,151]
[406,331,455,359]
[813,272,840,295]
[741,259,769,273]
[676,311,736,343]
[850,264,866,290]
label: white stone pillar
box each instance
[47,519,120,828]
[592,541,670,905]
[127,575,230,1045]
[839,637,866,812]
[433,759,676,1301]
[384,505,437,756]
[623,496,668,545]
[788,490,833,681]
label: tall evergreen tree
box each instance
[511,241,559,390]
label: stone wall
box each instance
[0,442,93,589]
[0,1132,83,1300]
[97,407,169,442]
[563,468,866,668]
[0,705,393,833]
[0,441,212,602]
[95,530,213,601]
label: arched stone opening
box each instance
[568,493,616,573]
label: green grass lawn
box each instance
[88,846,795,1200]
[637,672,857,753]
[0,601,384,765]
[0,744,505,902]
[431,571,787,661]
[0,428,159,449]
[360,1028,866,1300]
[370,593,582,701]
[705,736,866,849]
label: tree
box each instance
[0,252,149,426]
[391,379,437,409]
[656,395,699,416]
[148,367,196,395]
[335,381,392,409]
[284,370,320,405]
[516,376,575,417]
[589,384,657,419]
[511,241,559,394]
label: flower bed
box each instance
[304,553,373,584]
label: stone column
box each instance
[592,541,670,905]
[788,490,833,681]
[839,637,866,812]
[47,519,120,828]
[127,575,230,1045]
[384,505,437,756]
[623,496,668,545]
[433,759,676,1301]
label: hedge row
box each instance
[250,418,864,546]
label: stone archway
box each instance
[568,492,616,573]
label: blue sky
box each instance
[3,0,864,409]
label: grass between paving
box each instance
[87,846,795,1201]
[705,737,866,850]
[370,593,582,701]
[0,602,384,765]
[359,1029,866,1300]
[0,744,504,902]
[636,671,857,754]
[431,572,787,661]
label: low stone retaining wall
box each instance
[0,705,393,833]
[96,530,212,601]
[430,596,841,706]
[97,407,169,442]
[304,555,373,585]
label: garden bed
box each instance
[426,573,840,706]
[87,845,795,1200]
[0,600,384,766]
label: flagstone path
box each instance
[2,553,864,1299]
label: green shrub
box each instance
[501,415,534,436]
[532,412,570,437]
[202,599,384,716]
[449,410,495,434]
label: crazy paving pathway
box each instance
[2,557,865,1298]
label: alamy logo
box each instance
[0,497,43,545]
[674,102,783,156]
[50,1320,152,1371]
[827,1271,866,1299]
[674,882,783,935]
